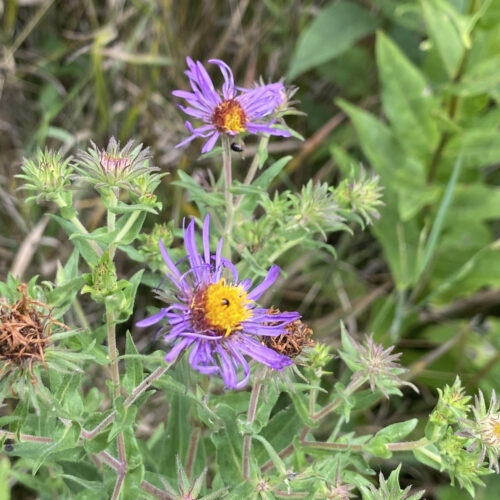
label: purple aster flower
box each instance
[137,214,299,389]
[173,57,291,153]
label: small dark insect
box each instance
[4,438,14,452]
[221,299,230,306]
[230,142,244,152]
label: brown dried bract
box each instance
[0,284,63,383]
[263,307,314,358]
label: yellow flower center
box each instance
[493,421,500,440]
[191,279,252,336]
[212,99,247,133]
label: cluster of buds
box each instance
[428,377,471,433]
[288,181,347,239]
[335,169,384,226]
[17,149,73,206]
[136,222,174,270]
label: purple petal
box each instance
[208,58,236,100]
[225,340,251,388]
[201,132,220,153]
[184,218,203,283]
[164,337,193,363]
[216,345,237,388]
[236,335,292,370]
[247,265,280,300]
[202,213,211,265]
[246,122,291,137]
[136,309,168,327]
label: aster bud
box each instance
[74,137,161,196]
[17,149,73,209]
[335,169,384,226]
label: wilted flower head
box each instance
[137,214,299,389]
[263,306,314,358]
[459,390,500,472]
[173,57,291,153]
[0,284,56,382]
[75,137,160,191]
[340,327,418,398]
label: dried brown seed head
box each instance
[263,306,314,358]
[0,284,63,383]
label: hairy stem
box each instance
[84,365,169,440]
[312,376,366,421]
[222,134,234,261]
[105,188,127,499]
[426,0,480,184]
[243,370,265,480]
[185,426,201,478]
[234,135,269,209]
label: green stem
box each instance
[426,0,480,184]
[55,194,102,256]
[112,209,140,250]
[242,368,265,479]
[104,188,127,498]
[312,376,366,421]
[222,135,234,261]
[234,135,269,210]
[107,190,118,259]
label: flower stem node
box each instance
[82,251,126,303]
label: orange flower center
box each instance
[212,99,247,133]
[191,279,252,336]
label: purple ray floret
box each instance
[137,214,299,389]
[172,57,290,153]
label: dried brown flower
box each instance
[0,284,63,383]
[263,307,314,358]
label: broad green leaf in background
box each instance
[376,31,438,157]
[445,129,500,168]
[420,0,466,78]
[288,1,378,79]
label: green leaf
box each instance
[417,157,463,279]
[445,128,500,168]
[288,1,378,79]
[211,404,244,485]
[122,331,144,394]
[413,443,442,470]
[32,422,82,473]
[375,418,418,441]
[49,215,100,266]
[376,31,438,157]
[0,458,10,500]
[421,0,466,78]
[173,171,225,208]
[252,434,287,476]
